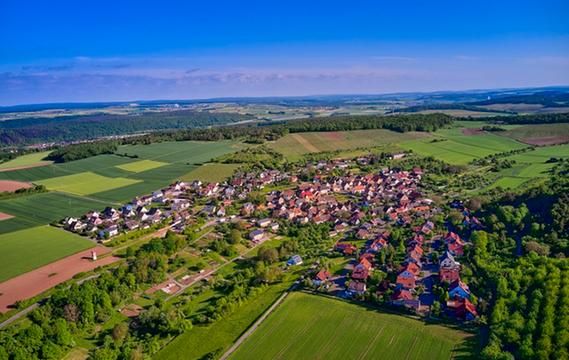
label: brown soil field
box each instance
[0,180,33,192]
[0,246,120,313]
[0,162,51,173]
[0,212,14,221]
[462,128,484,136]
[520,136,569,146]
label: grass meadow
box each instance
[0,225,94,282]
[230,292,474,360]
[115,159,168,173]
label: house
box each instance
[446,298,477,320]
[445,232,465,256]
[401,262,420,276]
[249,229,265,242]
[396,270,416,289]
[313,269,331,286]
[391,288,413,302]
[269,222,280,231]
[347,281,367,295]
[335,242,357,256]
[449,280,471,300]
[352,264,370,280]
[257,218,272,228]
[287,255,303,266]
[439,251,461,283]
[124,220,140,231]
[99,225,119,239]
[420,221,435,234]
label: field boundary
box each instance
[220,289,291,360]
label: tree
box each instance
[257,247,279,264]
[111,323,129,343]
[524,241,550,256]
[229,229,242,244]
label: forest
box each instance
[465,161,569,359]
[0,111,251,146]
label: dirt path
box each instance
[220,290,291,360]
[291,133,320,153]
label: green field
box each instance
[181,163,241,183]
[487,144,569,189]
[230,292,474,360]
[117,140,241,164]
[0,151,53,171]
[156,282,292,360]
[400,127,527,165]
[270,129,429,159]
[36,172,141,196]
[0,192,110,234]
[502,123,569,145]
[115,159,168,173]
[0,226,94,282]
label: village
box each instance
[61,155,480,322]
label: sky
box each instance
[1,0,568,105]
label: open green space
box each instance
[0,225,94,282]
[230,292,474,360]
[156,281,292,360]
[0,151,52,171]
[36,172,141,196]
[0,192,110,234]
[115,159,168,173]
[270,129,429,160]
[181,163,241,183]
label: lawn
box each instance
[270,130,429,160]
[115,159,168,173]
[36,172,142,196]
[0,192,110,234]
[0,226,94,282]
[0,151,52,171]
[230,292,474,360]
[181,163,241,183]
[156,281,292,360]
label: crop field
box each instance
[115,159,168,173]
[0,225,94,282]
[0,151,52,171]
[230,292,473,360]
[487,144,569,189]
[36,172,142,196]
[182,163,241,183]
[501,123,569,146]
[116,140,240,164]
[0,192,110,234]
[401,131,526,165]
[270,129,430,159]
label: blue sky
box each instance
[1,0,568,105]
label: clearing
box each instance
[36,171,141,196]
[0,225,94,283]
[230,292,474,360]
[182,163,241,183]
